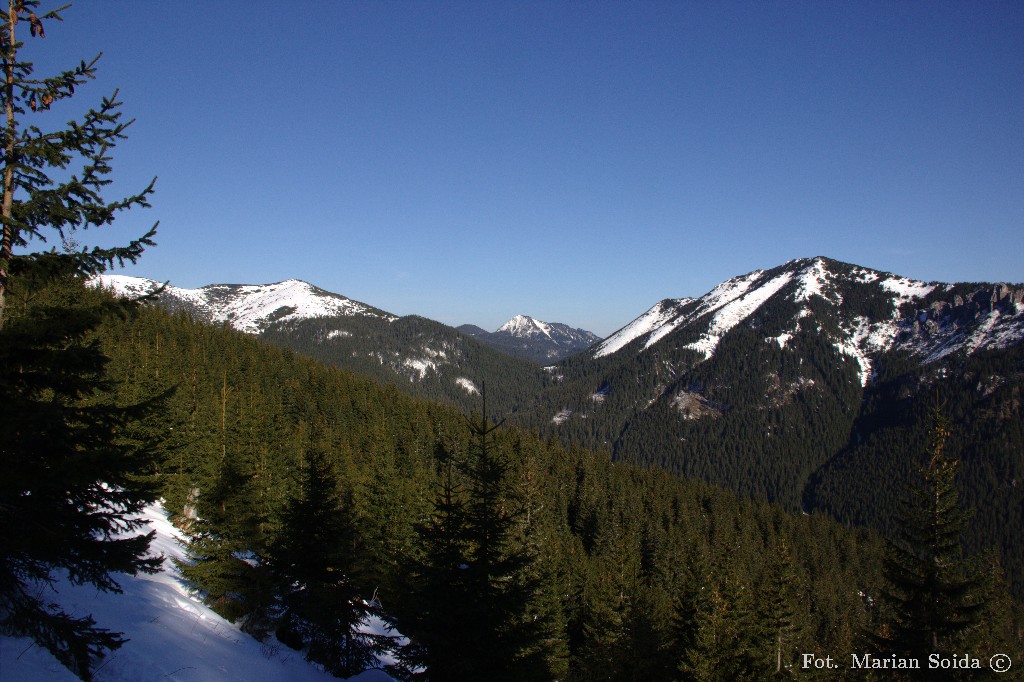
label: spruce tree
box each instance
[397,397,558,680]
[756,541,802,675]
[0,268,165,680]
[874,406,985,677]
[394,440,476,680]
[0,0,157,324]
[269,447,375,677]
[0,3,160,678]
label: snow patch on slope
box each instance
[593,299,693,358]
[836,316,903,385]
[918,308,1024,363]
[96,274,164,299]
[0,503,395,681]
[551,409,573,425]
[793,258,838,303]
[880,276,935,303]
[402,358,436,380]
[685,271,794,358]
[456,377,480,395]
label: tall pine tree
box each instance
[874,406,985,677]
[269,447,376,677]
[0,2,160,678]
[396,394,559,680]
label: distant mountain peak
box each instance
[497,314,554,339]
[457,315,601,363]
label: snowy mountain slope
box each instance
[592,267,779,359]
[93,275,395,334]
[591,298,694,358]
[0,503,397,682]
[592,257,1024,384]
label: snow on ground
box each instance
[402,357,436,380]
[497,314,553,339]
[593,299,692,358]
[879,275,935,304]
[95,274,165,299]
[552,409,573,425]
[456,377,480,395]
[0,503,397,682]
[91,276,394,334]
[192,280,384,334]
[836,316,901,386]
[917,308,1024,363]
[792,258,838,303]
[685,271,794,358]
[596,268,803,360]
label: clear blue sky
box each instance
[26,1,1023,337]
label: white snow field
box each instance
[0,503,396,682]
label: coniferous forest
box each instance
[4,275,1020,680]
[1,3,1022,681]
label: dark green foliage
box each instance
[0,3,161,678]
[268,448,376,676]
[392,441,476,679]
[0,275,165,679]
[874,408,987,677]
[86,295,1018,680]
[756,541,803,675]
[810,345,1024,597]
[394,405,558,680]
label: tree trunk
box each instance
[1,0,19,329]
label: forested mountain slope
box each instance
[93,276,546,417]
[519,256,1024,594]
[94,259,1024,599]
[89,291,921,679]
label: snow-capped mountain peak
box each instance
[460,315,602,363]
[496,314,554,339]
[91,275,395,334]
[592,257,1024,386]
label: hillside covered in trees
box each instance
[79,286,1017,679]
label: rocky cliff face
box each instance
[895,282,1024,362]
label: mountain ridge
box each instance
[512,255,1024,593]
[592,256,1023,382]
[92,258,1024,594]
[92,275,549,417]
